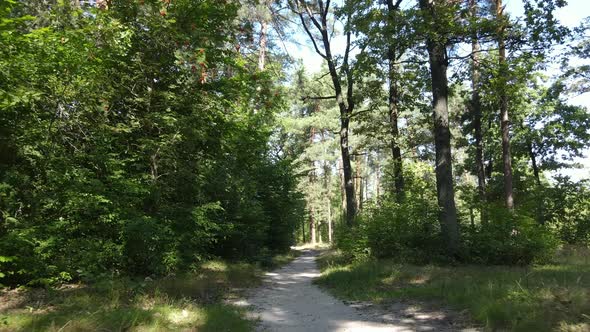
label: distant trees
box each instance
[289,0,359,226]
[285,0,590,260]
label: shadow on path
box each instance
[233,249,479,332]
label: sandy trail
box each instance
[235,249,478,332]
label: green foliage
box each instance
[544,178,590,245]
[464,207,558,265]
[363,197,441,263]
[0,0,304,287]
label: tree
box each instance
[387,0,406,199]
[290,0,357,226]
[418,0,460,255]
[494,0,514,210]
[468,0,487,221]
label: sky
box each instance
[283,0,590,181]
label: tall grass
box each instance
[316,248,590,331]
[0,250,299,332]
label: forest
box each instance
[0,0,589,331]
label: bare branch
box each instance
[302,95,337,101]
[296,11,328,59]
[301,0,324,32]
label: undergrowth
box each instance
[316,247,590,332]
[0,250,299,332]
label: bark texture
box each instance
[419,0,460,255]
[469,0,486,222]
[387,0,404,199]
[496,0,514,210]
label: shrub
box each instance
[464,206,558,265]
[334,221,370,262]
[364,198,443,263]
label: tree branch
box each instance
[301,95,337,101]
[296,11,328,59]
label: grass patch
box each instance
[0,251,299,332]
[315,248,590,332]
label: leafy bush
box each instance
[334,221,371,262]
[364,198,443,263]
[464,206,558,265]
[544,178,590,246]
[0,231,42,286]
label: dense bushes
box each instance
[334,164,561,265]
[464,207,558,264]
[0,1,304,287]
[338,201,558,265]
[364,198,442,262]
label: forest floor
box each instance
[315,248,590,332]
[235,248,479,331]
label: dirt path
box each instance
[234,249,479,332]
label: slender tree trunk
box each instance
[323,152,334,243]
[419,0,460,256]
[301,218,306,243]
[375,154,381,203]
[387,0,404,200]
[330,66,356,225]
[310,207,316,244]
[364,155,369,203]
[320,24,356,226]
[496,0,514,210]
[469,0,486,223]
[327,202,333,242]
[339,159,346,224]
[328,204,333,243]
[258,20,268,70]
[527,141,541,186]
[309,122,317,244]
[527,139,545,224]
[355,156,362,212]
[293,0,356,225]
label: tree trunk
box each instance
[301,218,306,243]
[258,20,268,70]
[294,0,356,225]
[469,0,486,223]
[338,158,346,223]
[387,0,404,200]
[310,208,316,244]
[321,27,356,226]
[527,139,545,224]
[496,0,514,210]
[355,156,362,212]
[420,0,460,256]
[327,202,333,242]
[375,155,381,203]
[333,71,356,226]
[528,141,541,186]
[323,153,334,243]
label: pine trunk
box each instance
[387,0,404,199]
[320,29,356,226]
[496,0,514,210]
[258,20,268,71]
[469,0,486,223]
[527,139,545,224]
[310,208,316,244]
